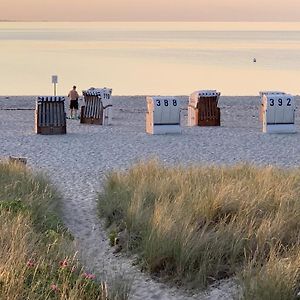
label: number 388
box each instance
[156,99,178,107]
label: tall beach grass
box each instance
[98,160,300,298]
[0,161,130,300]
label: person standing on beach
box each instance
[67,85,80,119]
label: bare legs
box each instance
[69,109,78,119]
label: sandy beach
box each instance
[1,95,300,300]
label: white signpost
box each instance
[51,75,58,96]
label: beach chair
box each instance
[8,156,27,165]
[188,90,221,126]
[146,96,181,134]
[35,96,66,134]
[81,87,112,125]
[260,91,296,133]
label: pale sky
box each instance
[1,0,300,21]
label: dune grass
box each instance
[98,160,300,298]
[0,161,130,300]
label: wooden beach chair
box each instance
[188,90,221,126]
[146,96,181,134]
[8,156,27,165]
[35,96,66,134]
[81,87,112,125]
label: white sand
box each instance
[1,95,300,299]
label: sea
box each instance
[1,22,300,96]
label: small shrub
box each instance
[98,160,300,294]
[109,230,118,247]
[0,199,27,213]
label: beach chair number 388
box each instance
[269,98,292,106]
[156,99,177,106]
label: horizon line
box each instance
[2,20,300,23]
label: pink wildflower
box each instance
[26,259,35,268]
[82,272,96,280]
[50,284,59,292]
[59,259,68,268]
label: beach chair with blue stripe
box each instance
[81,87,112,125]
[35,96,66,134]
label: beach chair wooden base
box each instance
[198,108,220,126]
[146,112,181,134]
[80,106,103,125]
[35,124,66,135]
[263,123,296,134]
[188,107,221,126]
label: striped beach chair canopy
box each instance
[259,91,286,97]
[197,90,220,97]
[83,87,112,97]
[37,96,65,102]
[189,90,220,108]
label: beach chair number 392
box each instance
[269,98,292,107]
[156,99,177,107]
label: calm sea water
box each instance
[1,22,300,96]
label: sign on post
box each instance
[51,75,58,96]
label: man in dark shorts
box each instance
[67,85,80,119]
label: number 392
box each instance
[269,98,292,106]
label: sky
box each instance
[1,0,300,21]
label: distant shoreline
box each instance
[2,20,300,23]
[0,95,265,98]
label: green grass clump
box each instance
[240,247,300,300]
[98,160,300,298]
[0,161,131,300]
